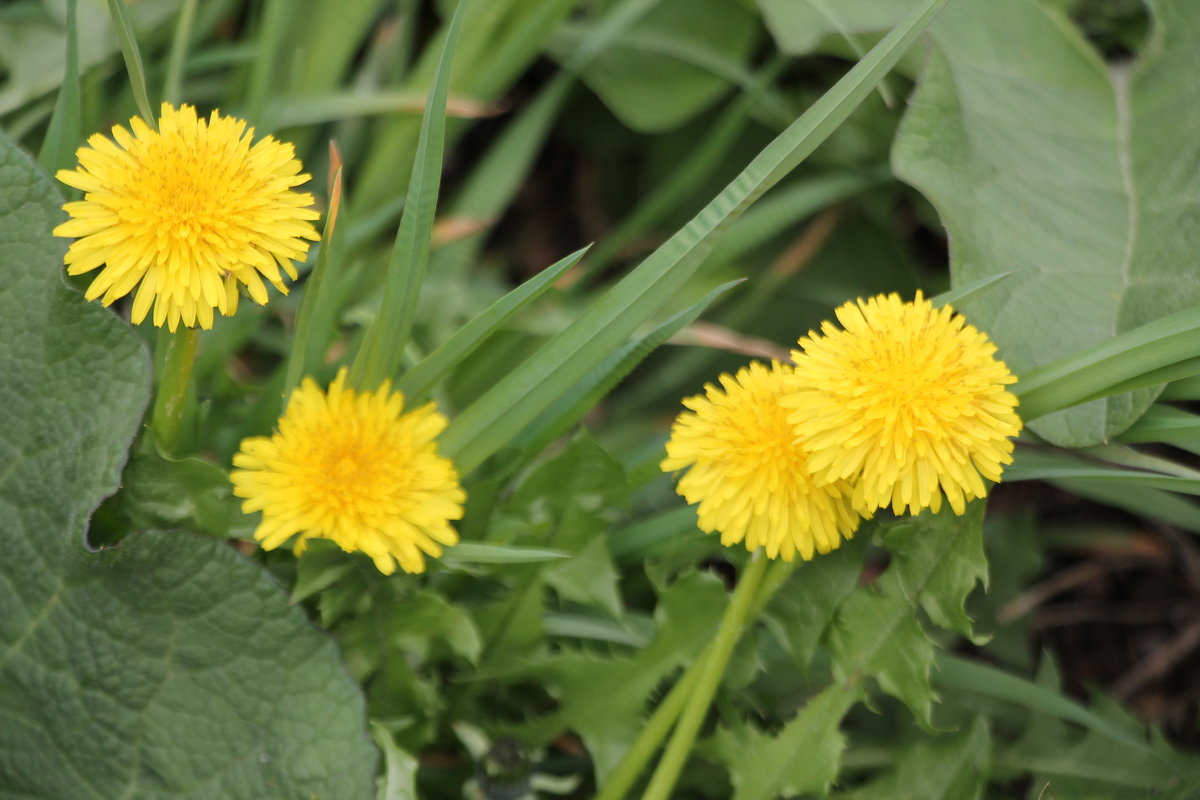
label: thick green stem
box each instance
[150,327,198,454]
[595,644,707,800]
[596,556,794,800]
[640,553,770,800]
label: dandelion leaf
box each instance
[0,132,375,799]
[827,505,987,727]
[761,535,865,668]
[712,683,862,800]
[851,716,991,800]
[894,0,1200,446]
[511,570,727,784]
[886,504,988,640]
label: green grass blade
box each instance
[163,0,198,105]
[1006,446,1200,496]
[431,74,573,276]
[932,272,1016,310]
[440,543,571,566]
[440,0,954,474]
[243,0,290,126]
[350,0,466,391]
[394,246,589,404]
[271,89,492,128]
[284,165,345,398]
[703,169,884,267]
[609,507,703,566]
[106,0,155,122]
[1117,404,1200,444]
[935,654,1170,765]
[1078,356,1200,403]
[1015,304,1200,423]
[38,0,81,177]
[1161,374,1200,401]
[512,279,744,455]
[575,59,787,286]
[1049,478,1200,535]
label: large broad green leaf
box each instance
[893,0,1200,446]
[712,683,862,800]
[826,503,987,727]
[0,133,375,797]
[551,0,759,132]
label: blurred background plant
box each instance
[3,0,1200,798]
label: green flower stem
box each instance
[150,326,198,454]
[641,552,770,800]
[597,556,794,800]
[596,644,707,800]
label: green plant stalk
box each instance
[163,0,198,106]
[597,557,793,800]
[639,552,770,800]
[595,648,705,800]
[150,327,198,454]
[106,0,155,123]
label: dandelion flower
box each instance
[53,102,319,331]
[230,369,466,575]
[784,291,1022,516]
[661,361,862,561]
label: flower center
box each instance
[306,430,407,515]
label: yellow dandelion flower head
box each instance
[661,361,862,561]
[53,102,320,331]
[783,291,1022,517]
[230,369,466,575]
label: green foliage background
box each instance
[2,0,1200,798]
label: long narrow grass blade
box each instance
[932,272,1016,310]
[1007,446,1200,496]
[575,59,787,285]
[395,246,589,404]
[243,0,289,126]
[440,0,955,474]
[38,0,81,177]
[350,0,467,390]
[1050,478,1200,534]
[284,162,345,398]
[440,543,571,566]
[163,0,198,105]
[1015,304,1200,423]
[935,654,1170,764]
[513,279,744,455]
[272,90,493,128]
[1118,404,1200,444]
[1160,374,1200,401]
[703,170,884,267]
[431,74,573,276]
[106,0,155,122]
